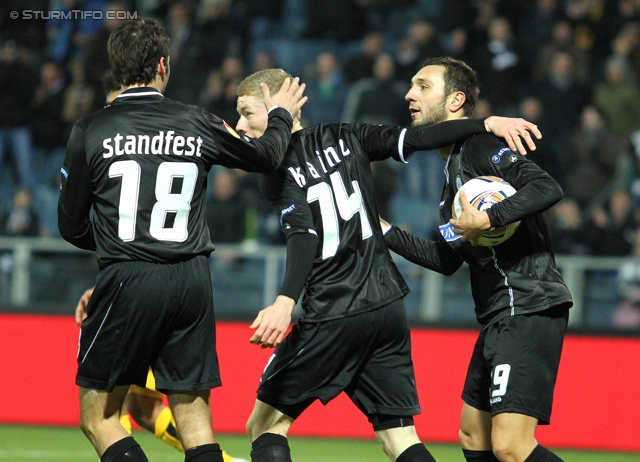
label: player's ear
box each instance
[158,56,169,81]
[449,91,466,113]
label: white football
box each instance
[452,176,520,246]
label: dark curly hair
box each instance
[107,18,170,87]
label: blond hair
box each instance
[237,68,301,123]
[236,68,292,99]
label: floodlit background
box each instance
[1,0,639,459]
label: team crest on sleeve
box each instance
[456,175,462,190]
[439,223,461,242]
[224,121,241,138]
[491,147,512,163]
[509,154,518,163]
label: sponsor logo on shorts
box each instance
[490,397,502,405]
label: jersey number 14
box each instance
[307,171,373,259]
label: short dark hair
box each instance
[423,57,480,116]
[107,18,170,86]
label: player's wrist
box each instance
[268,105,293,118]
[485,211,495,230]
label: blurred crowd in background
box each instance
[2,0,640,326]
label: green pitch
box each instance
[0,425,638,462]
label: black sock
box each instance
[184,443,223,462]
[250,433,291,462]
[396,443,436,462]
[462,449,500,461]
[524,445,564,462]
[101,437,148,462]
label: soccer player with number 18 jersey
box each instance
[58,19,305,462]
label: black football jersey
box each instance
[58,87,292,268]
[258,119,495,322]
[385,132,573,326]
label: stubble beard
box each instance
[411,98,448,128]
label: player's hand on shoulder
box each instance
[483,116,542,156]
[449,191,491,246]
[249,295,295,348]
[75,286,94,326]
[262,77,308,118]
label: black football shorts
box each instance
[462,305,569,424]
[76,255,221,393]
[256,298,420,422]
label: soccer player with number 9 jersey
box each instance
[235,69,542,462]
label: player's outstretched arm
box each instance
[261,77,308,117]
[75,287,94,326]
[250,295,295,348]
[483,116,542,155]
[449,191,491,246]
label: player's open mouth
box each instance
[409,107,420,117]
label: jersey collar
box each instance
[114,87,164,100]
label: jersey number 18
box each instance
[109,160,197,242]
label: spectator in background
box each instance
[394,17,444,82]
[250,49,279,74]
[594,55,640,142]
[442,27,475,65]
[613,229,640,329]
[160,1,207,105]
[0,40,38,191]
[49,0,106,65]
[81,1,130,112]
[609,21,640,91]
[300,51,348,126]
[62,59,96,139]
[517,0,564,72]
[564,0,615,80]
[356,0,417,41]
[563,105,626,209]
[583,189,638,256]
[546,198,591,255]
[342,53,410,126]
[199,55,245,126]
[516,95,563,183]
[473,16,526,116]
[206,170,248,245]
[197,0,243,72]
[227,0,285,41]
[343,29,385,83]
[533,19,591,85]
[615,130,640,219]
[0,187,42,237]
[533,49,592,154]
[471,97,494,119]
[31,61,68,186]
[301,0,366,42]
